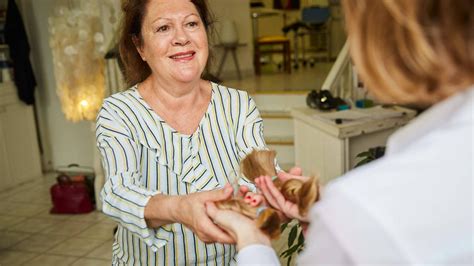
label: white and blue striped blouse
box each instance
[96,82,267,265]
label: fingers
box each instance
[203,216,236,244]
[238,185,250,198]
[288,166,303,176]
[205,201,219,219]
[205,202,239,243]
[202,184,233,201]
[206,202,270,250]
[277,171,310,183]
[243,192,264,207]
[256,176,280,210]
[277,171,297,182]
[262,176,288,208]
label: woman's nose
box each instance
[172,27,190,46]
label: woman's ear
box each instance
[132,35,146,61]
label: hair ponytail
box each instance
[215,149,320,238]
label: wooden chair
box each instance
[254,35,291,75]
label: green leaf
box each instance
[280,222,288,232]
[288,225,298,247]
[297,230,305,244]
[355,157,373,167]
[284,244,300,257]
[356,151,371,158]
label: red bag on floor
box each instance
[50,174,94,214]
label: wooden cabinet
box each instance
[291,106,416,184]
[0,82,42,191]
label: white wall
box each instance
[19,0,96,170]
[208,0,254,78]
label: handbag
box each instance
[50,173,94,214]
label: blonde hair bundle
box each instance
[215,149,320,239]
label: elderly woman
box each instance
[96,0,268,264]
[207,0,473,265]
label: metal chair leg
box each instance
[216,48,229,78]
[230,47,242,80]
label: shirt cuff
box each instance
[237,244,280,265]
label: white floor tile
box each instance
[42,220,93,237]
[34,212,75,221]
[0,250,40,266]
[223,63,333,93]
[11,233,68,253]
[0,215,26,230]
[0,202,50,217]
[71,258,111,266]
[8,217,62,234]
[47,237,104,257]
[76,223,116,241]
[68,211,108,223]
[26,254,79,266]
[84,239,114,260]
[0,231,31,250]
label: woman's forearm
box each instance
[236,227,272,251]
[144,194,182,228]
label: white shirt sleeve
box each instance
[298,217,352,265]
[96,103,169,251]
[237,244,281,265]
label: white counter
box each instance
[291,106,416,184]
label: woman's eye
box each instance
[156,25,169,32]
[187,21,198,27]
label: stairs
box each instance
[252,91,308,171]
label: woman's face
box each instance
[138,0,208,84]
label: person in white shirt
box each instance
[205,0,474,264]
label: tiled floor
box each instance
[0,173,115,266]
[221,61,334,93]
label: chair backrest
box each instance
[301,6,330,25]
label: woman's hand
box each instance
[205,202,271,251]
[255,167,311,223]
[237,185,266,207]
[175,184,235,244]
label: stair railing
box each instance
[321,41,355,101]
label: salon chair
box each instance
[283,6,331,68]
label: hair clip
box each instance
[271,175,278,181]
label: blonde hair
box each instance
[215,199,281,239]
[342,0,474,106]
[216,150,320,239]
[240,150,319,215]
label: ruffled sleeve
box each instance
[96,100,171,251]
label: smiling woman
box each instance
[119,0,214,86]
[95,0,273,265]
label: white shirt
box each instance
[238,87,474,265]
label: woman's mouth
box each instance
[169,51,195,61]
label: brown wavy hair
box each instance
[119,0,215,86]
[215,199,282,239]
[239,150,320,215]
[216,149,320,238]
[342,0,474,106]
